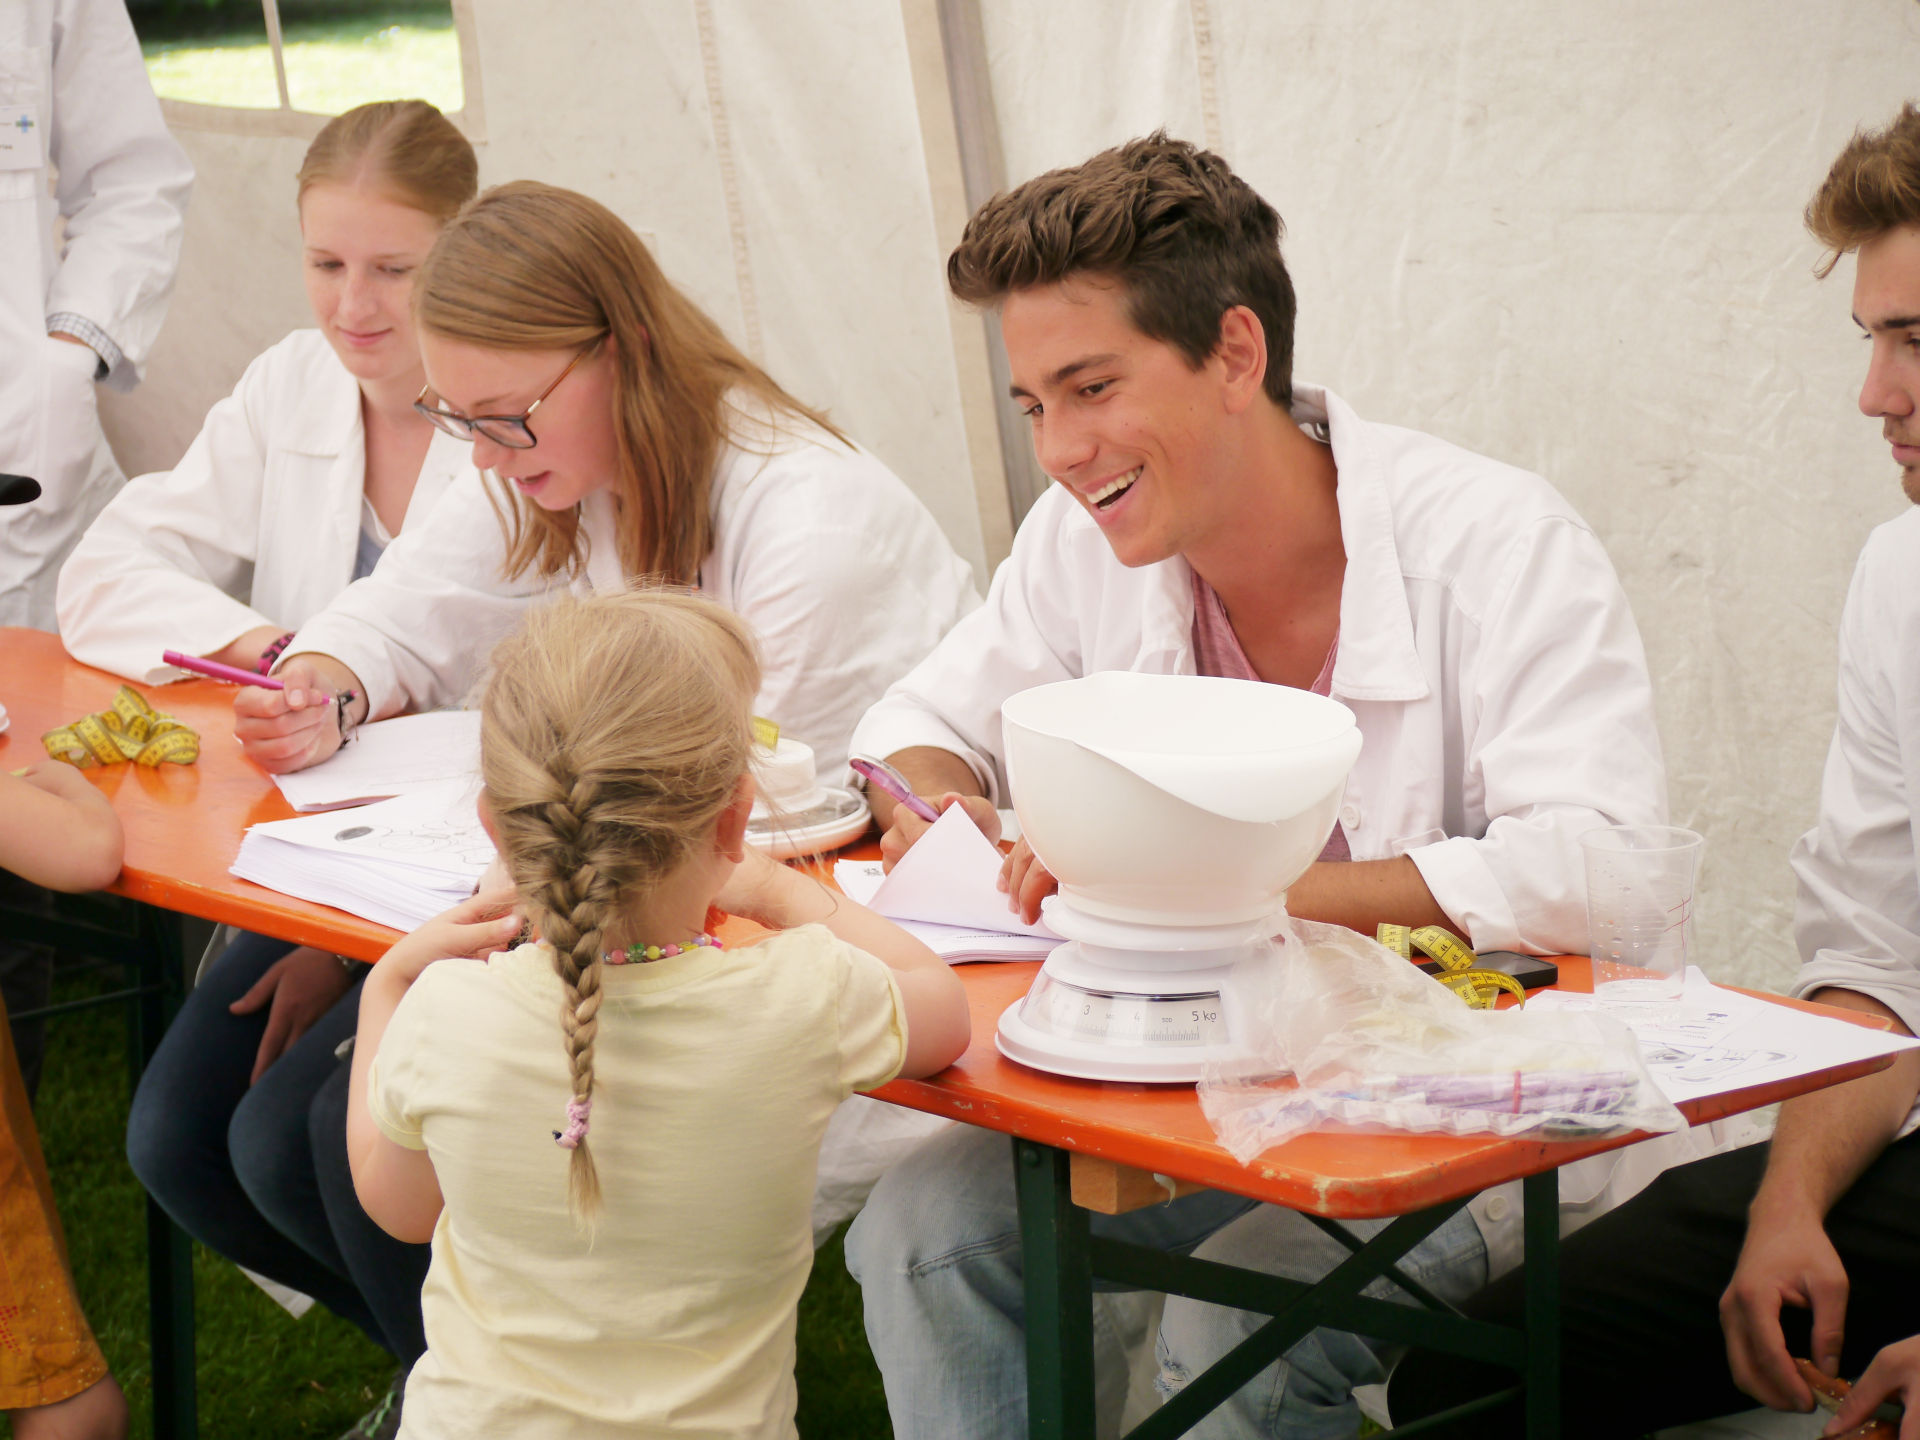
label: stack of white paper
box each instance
[833,806,1058,964]
[232,780,494,932]
[272,711,483,812]
[1528,969,1920,1105]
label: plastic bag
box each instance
[1198,918,1683,1163]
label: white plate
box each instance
[746,786,871,860]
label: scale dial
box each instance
[1019,971,1226,1047]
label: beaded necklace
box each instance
[601,933,724,966]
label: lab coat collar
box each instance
[1299,383,1430,704]
[280,341,364,458]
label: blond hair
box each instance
[478,589,761,1220]
[415,181,848,587]
[1807,104,1920,278]
[296,100,477,223]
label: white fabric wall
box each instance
[102,0,1919,990]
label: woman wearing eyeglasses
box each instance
[232,180,980,795]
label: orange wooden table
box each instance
[3,629,1897,1440]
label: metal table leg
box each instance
[133,904,196,1440]
[1523,1167,1559,1440]
[1015,1137,1096,1440]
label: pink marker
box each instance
[850,757,942,823]
[163,651,284,689]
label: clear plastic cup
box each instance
[1580,825,1703,1003]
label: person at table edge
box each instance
[1387,102,1920,1439]
[841,133,1754,1439]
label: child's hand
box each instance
[13,759,94,801]
[379,893,524,985]
[713,844,798,926]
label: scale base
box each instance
[995,1000,1239,1083]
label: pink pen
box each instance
[849,757,941,823]
[163,651,285,689]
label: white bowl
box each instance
[1001,673,1362,927]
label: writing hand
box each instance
[230,945,355,1084]
[1722,1208,1851,1410]
[232,657,342,773]
[878,791,999,873]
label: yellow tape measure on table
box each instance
[43,686,199,769]
[1376,923,1526,1010]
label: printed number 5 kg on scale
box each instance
[1031,981,1227,1046]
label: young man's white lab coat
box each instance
[0,0,192,628]
[58,330,469,683]
[851,382,1753,1276]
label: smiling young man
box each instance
[1388,104,1920,1440]
[841,135,1747,1440]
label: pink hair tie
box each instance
[553,1096,592,1149]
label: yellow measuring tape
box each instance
[1376,923,1526,1010]
[43,686,199,769]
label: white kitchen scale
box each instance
[989,672,1362,1086]
[996,897,1280,1082]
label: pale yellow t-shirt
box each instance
[369,924,909,1439]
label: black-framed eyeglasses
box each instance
[413,342,598,450]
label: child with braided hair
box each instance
[344,588,969,1439]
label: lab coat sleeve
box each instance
[1406,515,1668,954]
[719,471,980,785]
[44,0,193,386]
[55,348,281,682]
[1788,531,1920,1036]
[287,469,547,719]
[850,492,1089,803]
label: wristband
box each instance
[334,689,361,748]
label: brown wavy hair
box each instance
[1807,104,1920,278]
[948,132,1298,407]
[415,181,847,585]
[478,588,761,1222]
[296,99,477,222]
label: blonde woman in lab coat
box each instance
[95,102,479,1439]
[227,182,980,1342]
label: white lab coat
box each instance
[0,0,191,628]
[57,330,470,683]
[1790,506,1920,1134]
[851,382,1755,1274]
[290,399,983,787]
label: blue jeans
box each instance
[844,1122,1488,1440]
[125,931,429,1361]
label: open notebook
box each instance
[833,805,1059,963]
[271,711,482,812]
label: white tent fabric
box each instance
[101,0,1920,991]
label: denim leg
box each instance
[309,1057,432,1367]
[126,932,381,1340]
[228,982,365,1291]
[1154,1203,1489,1440]
[845,1123,1259,1440]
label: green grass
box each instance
[139,5,462,116]
[30,966,893,1437]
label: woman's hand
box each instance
[229,945,355,1083]
[377,892,525,988]
[233,655,359,773]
